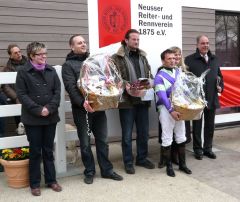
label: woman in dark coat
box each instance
[16,41,62,196]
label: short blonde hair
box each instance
[26,41,46,59]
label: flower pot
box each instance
[0,158,29,188]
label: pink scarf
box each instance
[30,60,46,71]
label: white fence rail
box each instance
[0,66,77,174]
[0,66,239,174]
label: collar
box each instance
[162,66,174,72]
[26,61,53,72]
[116,45,147,57]
[195,48,214,60]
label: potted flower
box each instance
[0,147,30,188]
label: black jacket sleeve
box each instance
[45,70,61,114]
[61,62,84,107]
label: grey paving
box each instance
[0,126,239,202]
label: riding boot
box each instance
[178,143,192,174]
[158,146,166,168]
[162,146,175,177]
[171,141,179,165]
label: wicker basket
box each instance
[80,87,120,111]
[173,104,204,120]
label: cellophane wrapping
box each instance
[78,53,123,111]
[126,79,151,97]
[171,69,209,120]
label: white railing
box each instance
[0,66,78,174]
[0,66,239,174]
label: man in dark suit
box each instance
[185,35,224,160]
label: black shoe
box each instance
[179,166,192,174]
[125,164,135,174]
[84,175,94,184]
[194,152,203,160]
[102,172,123,181]
[203,151,216,159]
[166,164,175,177]
[136,159,155,169]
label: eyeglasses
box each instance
[35,52,47,56]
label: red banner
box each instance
[220,68,240,107]
[98,0,131,48]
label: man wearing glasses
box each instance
[2,44,28,130]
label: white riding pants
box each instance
[159,106,186,147]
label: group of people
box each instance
[0,29,223,196]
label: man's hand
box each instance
[41,106,49,117]
[83,100,95,113]
[170,111,181,121]
[15,98,21,104]
[217,86,222,93]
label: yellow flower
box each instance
[2,149,11,154]
[1,147,29,161]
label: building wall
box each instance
[0,3,218,135]
[182,7,216,57]
[0,0,88,66]
[0,3,216,66]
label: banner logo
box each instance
[98,0,131,48]
[102,6,128,34]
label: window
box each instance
[215,11,240,115]
[216,12,240,67]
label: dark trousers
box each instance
[119,104,149,165]
[192,108,216,153]
[7,99,21,127]
[14,116,21,127]
[25,124,57,188]
[0,118,4,138]
[0,92,7,137]
[72,107,113,177]
[185,121,192,144]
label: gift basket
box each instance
[78,54,123,111]
[171,69,209,120]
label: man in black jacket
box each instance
[62,35,123,184]
[185,35,224,160]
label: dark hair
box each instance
[26,41,46,59]
[7,44,20,55]
[160,49,174,60]
[121,29,139,45]
[69,34,82,46]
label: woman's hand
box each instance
[41,106,49,116]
